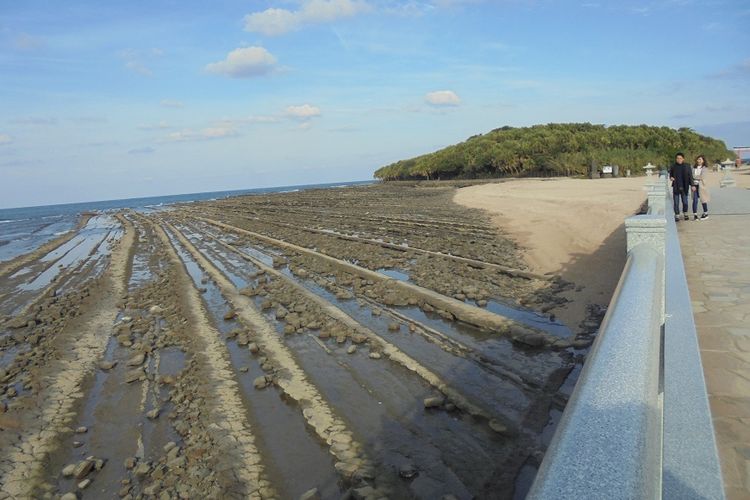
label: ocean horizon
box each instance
[0,179,375,263]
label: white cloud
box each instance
[285,104,322,120]
[160,99,184,108]
[0,134,12,145]
[162,126,238,143]
[205,47,277,78]
[425,90,461,106]
[244,0,371,36]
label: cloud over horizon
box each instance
[0,134,13,145]
[244,0,371,36]
[205,47,277,78]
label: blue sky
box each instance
[1,0,748,208]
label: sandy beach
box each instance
[454,176,648,331]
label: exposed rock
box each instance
[75,426,88,434]
[423,396,444,409]
[61,493,78,500]
[248,343,260,354]
[99,360,117,371]
[148,305,163,315]
[368,352,381,360]
[125,368,144,383]
[62,464,76,477]
[134,462,151,478]
[399,463,419,479]
[488,419,508,434]
[223,310,237,321]
[253,376,269,390]
[77,478,91,490]
[124,457,136,470]
[299,488,321,500]
[73,459,94,479]
[146,408,160,419]
[387,322,400,332]
[126,353,145,367]
[346,345,356,355]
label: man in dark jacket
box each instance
[669,152,695,221]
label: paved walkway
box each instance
[678,183,750,500]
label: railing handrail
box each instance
[528,174,724,499]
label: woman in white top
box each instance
[692,155,710,220]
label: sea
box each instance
[0,180,375,263]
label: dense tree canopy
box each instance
[374,123,734,180]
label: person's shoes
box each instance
[675,215,680,222]
[694,214,700,221]
[701,213,709,220]
[684,214,690,221]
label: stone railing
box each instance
[528,175,724,499]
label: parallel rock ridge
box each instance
[0,184,588,499]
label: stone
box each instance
[164,442,177,453]
[134,462,151,478]
[124,457,136,470]
[75,426,88,434]
[423,396,444,409]
[248,343,260,354]
[477,299,488,307]
[73,459,94,479]
[77,479,91,490]
[99,360,117,371]
[61,493,78,500]
[148,305,163,315]
[62,464,76,477]
[488,419,508,434]
[299,488,321,500]
[347,345,357,355]
[253,376,269,390]
[126,353,145,367]
[351,334,366,344]
[146,408,160,419]
[223,310,237,321]
[388,322,400,332]
[124,369,144,383]
[368,352,381,360]
[399,463,418,479]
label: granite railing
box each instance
[528,175,724,499]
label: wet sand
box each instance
[1,182,615,499]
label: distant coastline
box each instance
[0,180,376,216]
[0,180,375,263]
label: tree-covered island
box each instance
[374,123,734,180]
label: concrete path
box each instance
[678,185,750,500]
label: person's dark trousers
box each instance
[673,191,688,215]
[692,186,708,213]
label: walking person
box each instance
[669,152,694,221]
[692,155,710,220]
